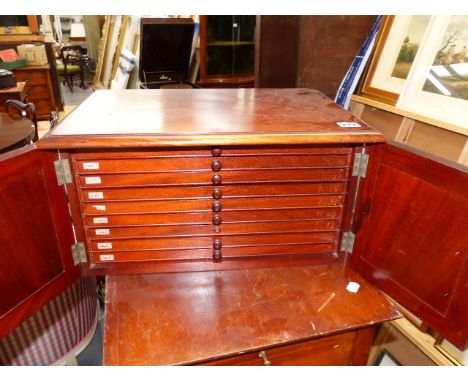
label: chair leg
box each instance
[66,76,74,93]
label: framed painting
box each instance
[359,15,431,105]
[397,15,468,132]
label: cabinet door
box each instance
[349,142,467,350]
[0,146,80,339]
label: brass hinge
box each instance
[352,152,369,178]
[71,242,87,265]
[340,232,356,254]
[54,158,72,185]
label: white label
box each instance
[85,176,102,185]
[100,254,114,261]
[88,192,104,199]
[93,217,108,224]
[95,229,110,235]
[346,281,360,293]
[97,242,112,249]
[92,205,106,211]
[83,162,100,170]
[336,121,362,128]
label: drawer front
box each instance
[201,330,357,366]
[25,84,51,100]
[90,243,336,263]
[89,232,337,252]
[86,220,340,239]
[15,70,48,86]
[74,154,350,174]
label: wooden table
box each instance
[0,112,35,153]
[0,82,27,112]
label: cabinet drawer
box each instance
[202,331,356,366]
[14,70,48,86]
[90,242,336,263]
[81,195,343,214]
[77,168,349,188]
[74,154,350,174]
[89,232,337,251]
[24,84,51,99]
[86,219,340,239]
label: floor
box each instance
[76,304,104,366]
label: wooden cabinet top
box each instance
[37,89,385,149]
[103,263,400,365]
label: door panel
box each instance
[349,142,468,350]
[0,146,79,339]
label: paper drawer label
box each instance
[95,229,110,235]
[93,217,108,224]
[97,242,112,249]
[92,205,106,211]
[336,121,362,128]
[100,254,114,261]
[88,192,104,199]
[83,162,100,170]
[85,176,102,185]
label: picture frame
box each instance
[373,349,402,366]
[397,15,468,132]
[358,15,432,105]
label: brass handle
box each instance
[211,160,222,172]
[213,249,222,261]
[212,174,222,185]
[212,147,222,157]
[213,239,222,250]
[212,201,222,212]
[212,188,222,199]
[258,351,271,366]
[212,214,222,225]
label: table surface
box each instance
[0,82,26,94]
[0,112,34,152]
[103,263,400,365]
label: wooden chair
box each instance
[56,45,86,92]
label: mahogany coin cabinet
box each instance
[0,89,466,365]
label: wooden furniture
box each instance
[199,16,256,88]
[56,45,86,92]
[0,100,36,153]
[0,89,466,365]
[0,81,27,111]
[13,64,57,120]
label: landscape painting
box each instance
[391,16,430,79]
[423,15,468,101]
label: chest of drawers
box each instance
[0,89,466,364]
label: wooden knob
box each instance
[212,174,222,185]
[212,215,222,225]
[212,147,222,157]
[213,239,222,250]
[212,201,222,212]
[213,250,222,261]
[212,188,222,199]
[211,160,222,172]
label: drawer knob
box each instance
[211,160,222,172]
[258,351,272,366]
[213,239,222,250]
[212,215,222,225]
[212,201,222,212]
[213,250,222,261]
[212,188,222,199]
[212,147,222,157]
[212,174,222,185]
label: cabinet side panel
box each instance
[0,147,79,339]
[349,142,468,349]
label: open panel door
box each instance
[0,146,80,339]
[349,142,467,350]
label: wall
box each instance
[296,16,377,99]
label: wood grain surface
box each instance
[103,263,400,365]
[36,89,384,149]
